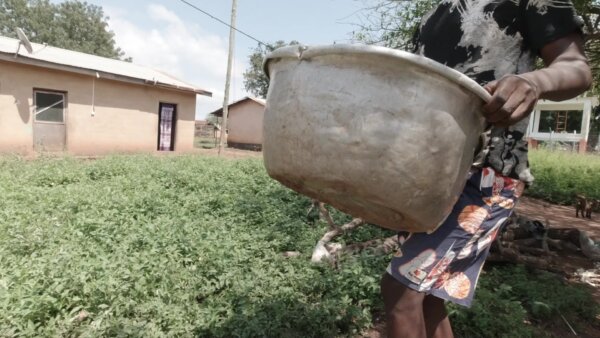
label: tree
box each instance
[354,0,600,90]
[0,0,127,60]
[572,0,600,93]
[352,0,439,51]
[243,40,299,98]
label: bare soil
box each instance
[517,196,600,240]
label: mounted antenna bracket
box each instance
[14,28,33,57]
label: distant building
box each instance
[195,120,220,138]
[210,96,265,151]
[0,35,211,155]
[194,119,221,148]
[527,97,598,153]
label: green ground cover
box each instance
[194,137,218,149]
[528,149,600,204]
[0,155,597,337]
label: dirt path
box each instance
[193,147,262,159]
[517,196,600,240]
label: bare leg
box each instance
[423,295,454,338]
[381,273,427,338]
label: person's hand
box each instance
[482,75,540,127]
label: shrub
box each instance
[527,149,600,204]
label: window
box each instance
[538,110,583,134]
[34,90,65,123]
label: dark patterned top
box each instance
[413,0,581,183]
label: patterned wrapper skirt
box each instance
[386,167,525,307]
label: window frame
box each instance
[538,109,584,134]
[33,88,67,125]
[527,98,594,144]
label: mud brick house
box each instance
[210,96,265,151]
[0,35,211,155]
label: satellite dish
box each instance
[15,28,33,54]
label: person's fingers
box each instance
[483,85,514,121]
[493,90,526,122]
[494,103,529,127]
[494,95,537,127]
[483,80,498,95]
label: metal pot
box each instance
[262,44,490,232]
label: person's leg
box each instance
[423,295,453,338]
[381,272,427,338]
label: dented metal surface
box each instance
[262,44,489,232]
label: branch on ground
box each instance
[490,212,600,272]
[311,216,365,263]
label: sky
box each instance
[53,0,369,119]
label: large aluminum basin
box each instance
[262,44,490,232]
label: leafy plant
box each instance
[0,155,385,337]
[0,155,597,337]
[527,148,600,204]
[450,265,600,338]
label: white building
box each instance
[527,96,598,153]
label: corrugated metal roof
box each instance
[210,96,265,116]
[0,35,211,96]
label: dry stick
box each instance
[516,245,556,257]
[311,217,365,263]
[541,218,551,253]
[318,202,338,230]
[559,311,578,336]
[329,235,399,256]
[312,202,396,262]
[546,238,566,251]
[306,200,319,218]
[319,218,365,244]
[488,247,563,273]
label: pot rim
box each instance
[263,44,491,103]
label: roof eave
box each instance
[0,52,213,97]
[209,96,265,116]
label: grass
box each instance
[0,155,388,337]
[0,155,597,337]
[528,148,600,204]
[194,137,218,149]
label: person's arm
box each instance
[482,32,592,127]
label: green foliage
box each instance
[0,0,128,60]
[526,149,600,204]
[0,155,597,336]
[0,155,385,337]
[353,0,441,50]
[450,265,599,338]
[194,137,217,149]
[571,0,600,94]
[243,40,300,98]
[205,114,219,125]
